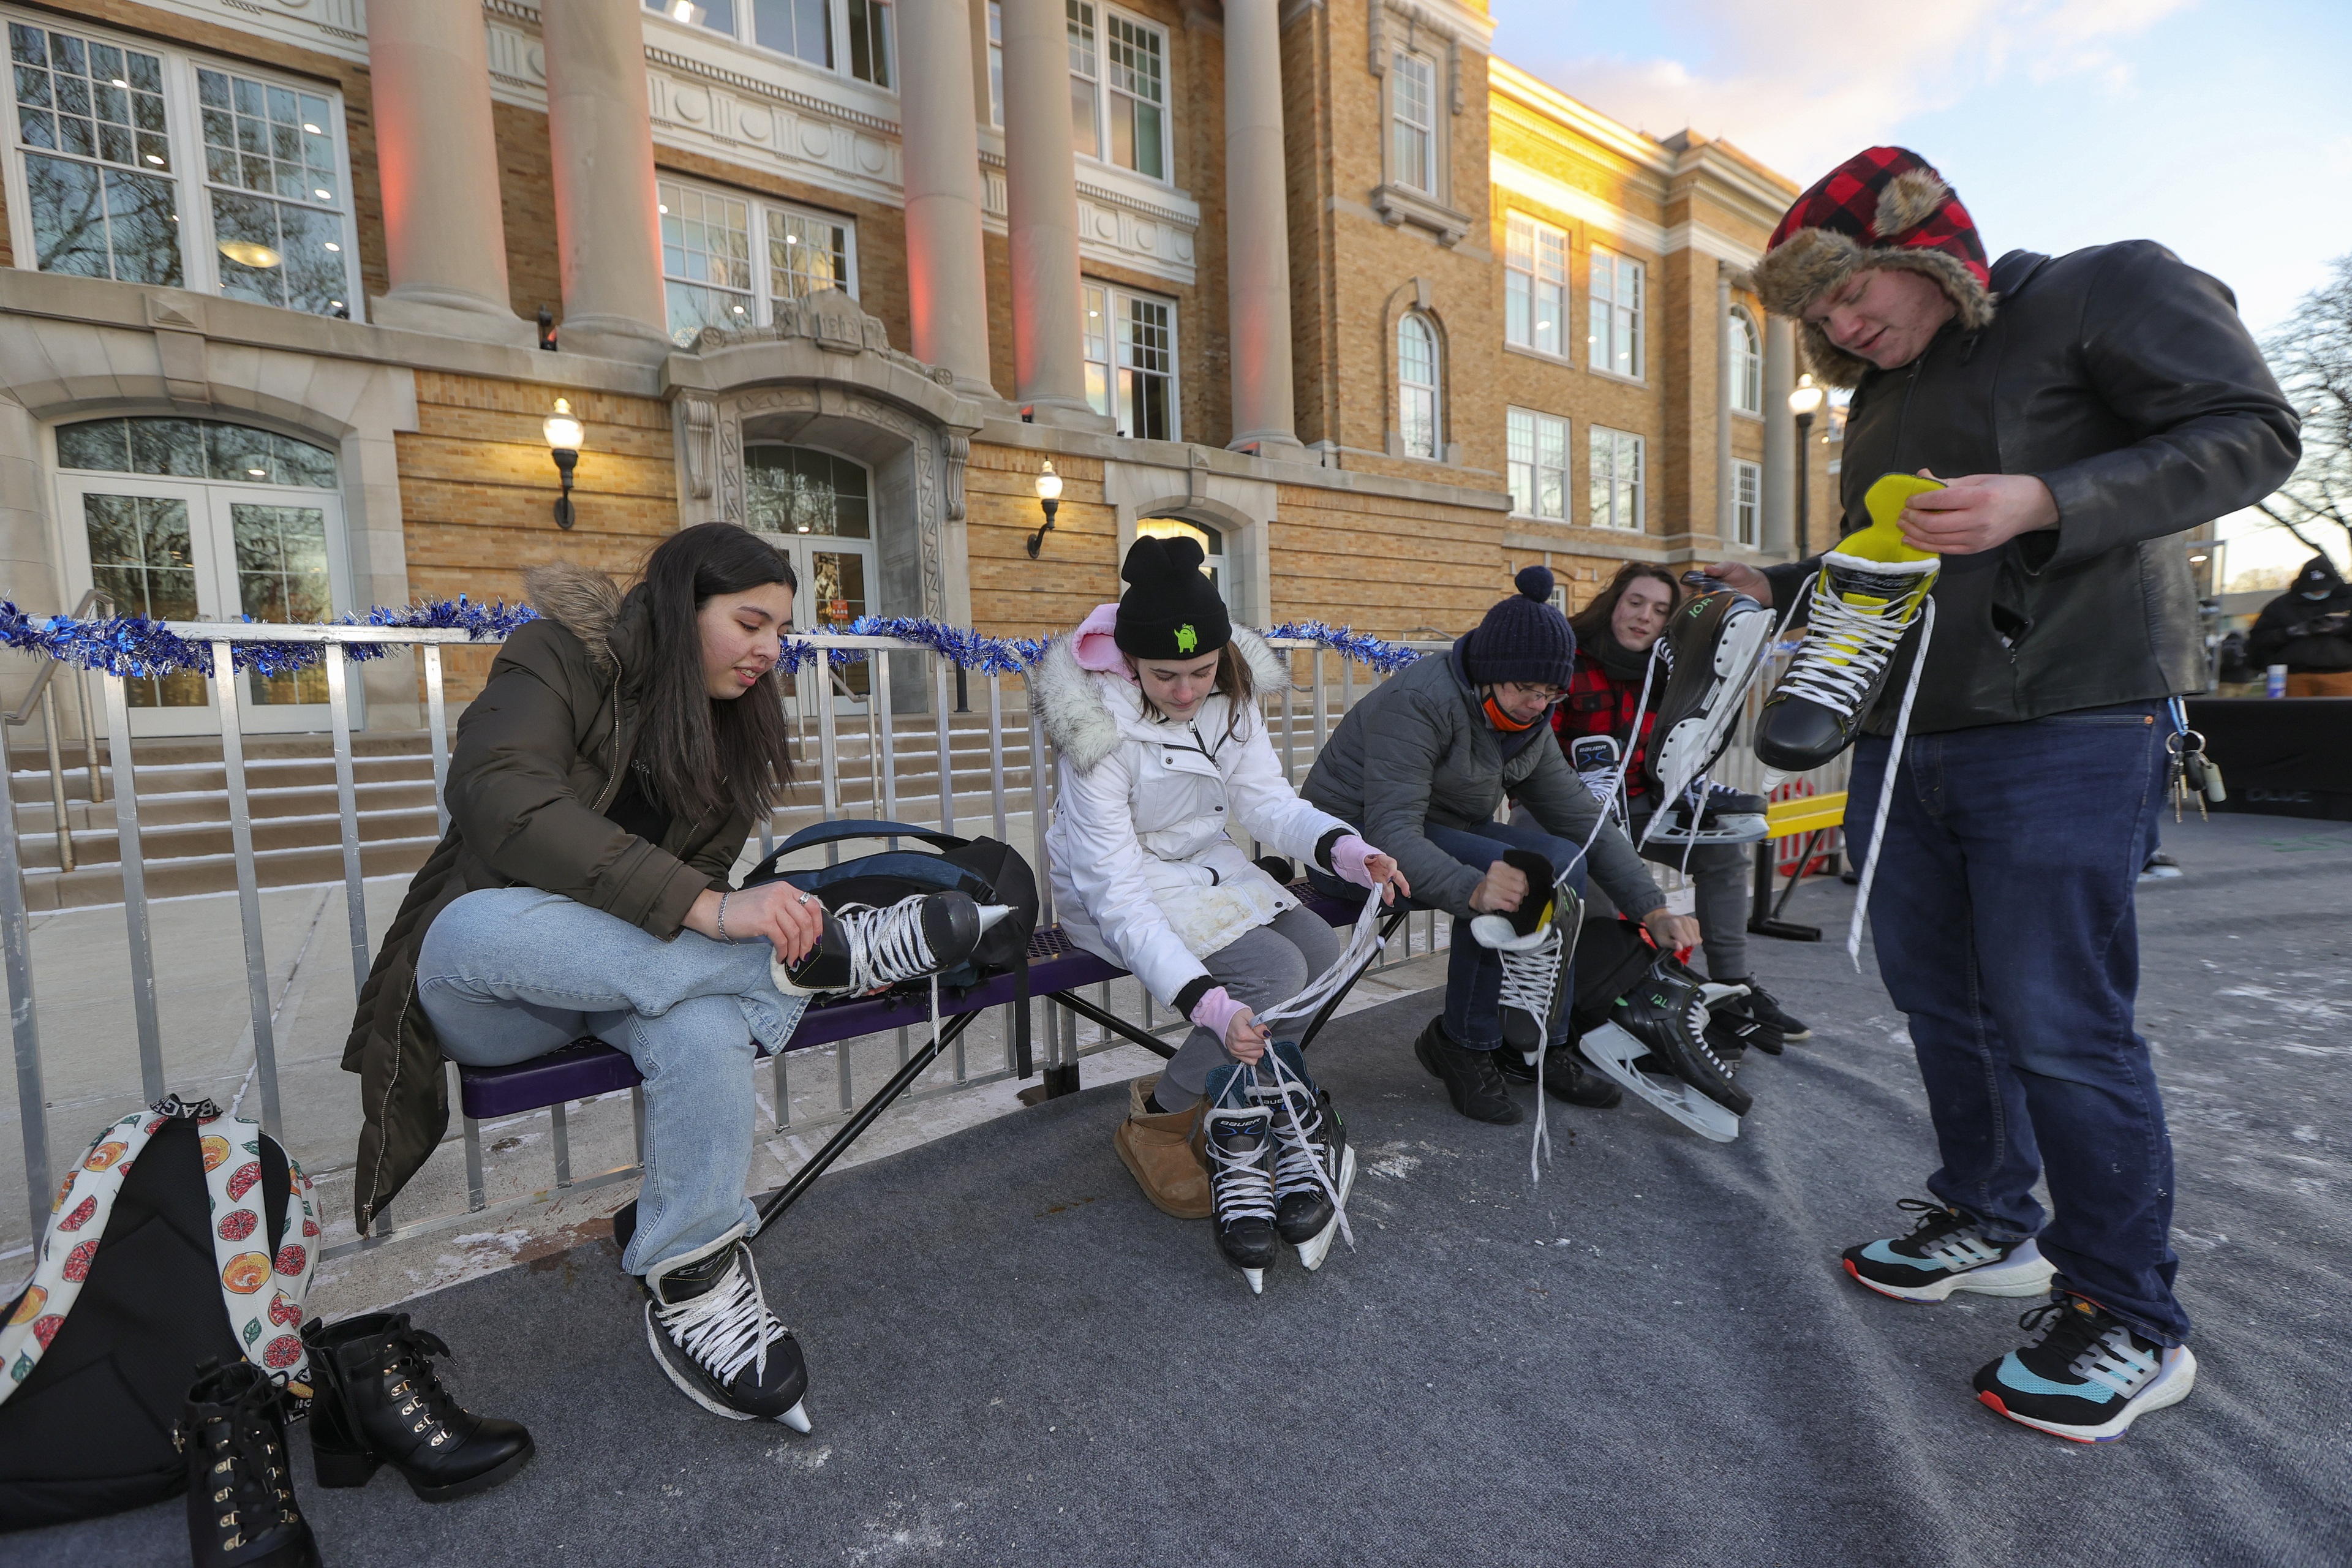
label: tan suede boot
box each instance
[1115,1076,1212,1220]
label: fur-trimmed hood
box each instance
[522,561,630,680]
[1030,624,1292,772]
[1754,148,1996,388]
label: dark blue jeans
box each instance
[1312,818,1588,1052]
[1846,700,2187,1344]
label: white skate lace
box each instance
[1204,1112,1278,1226]
[1779,570,1928,717]
[654,1247,789,1388]
[1249,1055,1355,1253]
[834,894,954,1053]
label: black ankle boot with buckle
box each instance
[178,1360,320,1568]
[301,1313,534,1502]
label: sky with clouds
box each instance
[1492,0,2352,581]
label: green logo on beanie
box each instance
[1174,624,1198,654]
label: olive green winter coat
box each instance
[341,562,751,1230]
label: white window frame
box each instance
[1507,407,1568,520]
[1082,279,1180,441]
[1588,426,1645,532]
[1589,244,1644,383]
[647,0,894,89]
[1729,306,1762,416]
[1505,213,1567,358]
[1065,1,1169,184]
[1389,48,1436,196]
[1397,311,1440,461]
[1,13,363,321]
[657,175,858,347]
[1732,458,1760,547]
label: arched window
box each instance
[1728,308,1762,415]
[1136,516,1223,597]
[1398,312,1439,461]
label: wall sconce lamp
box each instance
[1025,460,1063,559]
[544,397,584,530]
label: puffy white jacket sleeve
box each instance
[1219,708,1355,866]
[1054,750,1213,1009]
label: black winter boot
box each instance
[178,1360,320,1568]
[1413,1016,1523,1124]
[303,1313,534,1502]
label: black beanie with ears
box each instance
[1114,535,1232,660]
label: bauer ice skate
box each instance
[1579,959,1750,1140]
[1200,1090,1280,1294]
[1754,473,1942,773]
[1640,588,1774,844]
[772,891,1005,997]
[1468,850,1575,1056]
[1251,1041,1355,1272]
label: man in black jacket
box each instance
[1707,146,2299,1442]
[2247,553,2352,694]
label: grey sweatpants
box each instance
[1159,905,1343,1099]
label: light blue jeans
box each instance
[417,887,809,1276]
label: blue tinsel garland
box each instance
[0,601,1426,682]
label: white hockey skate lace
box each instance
[1204,1111,1278,1226]
[1777,573,1926,717]
[653,1246,788,1389]
[833,895,944,991]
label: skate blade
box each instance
[1295,1145,1358,1273]
[1578,1023,1740,1143]
[778,1400,812,1434]
[1646,814,1770,847]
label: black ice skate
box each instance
[1580,959,1749,1142]
[643,1226,812,1430]
[1570,734,1629,826]
[1251,1041,1355,1272]
[1640,589,1774,843]
[1469,850,1574,1054]
[1202,1099,1281,1294]
[773,891,1005,996]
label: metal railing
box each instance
[0,589,110,875]
[0,622,1844,1261]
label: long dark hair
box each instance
[1134,641,1257,745]
[635,522,798,830]
[1567,561,1683,649]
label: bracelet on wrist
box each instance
[716,891,731,943]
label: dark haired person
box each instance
[1557,561,1807,1046]
[345,524,971,1430]
[1035,536,1404,1291]
[1303,567,1700,1125]
[2245,554,2352,696]
[1706,146,2298,1440]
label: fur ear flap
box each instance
[1752,226,1862,318]
[1874,167,1949,239]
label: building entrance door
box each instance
[743,442,876,715]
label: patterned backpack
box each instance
[0,1095,319,1531]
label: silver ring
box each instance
[797,892,810,905]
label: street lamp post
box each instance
[1787,374,1825,559]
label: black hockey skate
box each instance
[772,890,1000,996]
[1201,1094,1280,1294]
[642,1227,811,1431]
[1641,589,1774,842]
[1580,958,1750,1142]
[1468,849,1574,1054]
[1754,477,1941,774]
[1251,1041,1355,1272]
[1569,734,1629,823]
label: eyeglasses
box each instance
[1500,682,1567,703]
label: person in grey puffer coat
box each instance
[1303,567,1699,1125]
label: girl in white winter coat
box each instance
[1033,535,1404,1292]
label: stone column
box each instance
[1762,313,1796,555]
[997,0,1101,423]
[1223,0,1300,454]
[542,0,671,359]
[366,0,532,345]
[1714,266,1733,546]
[899,0,997,398]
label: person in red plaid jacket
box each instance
[1554,562,1808,1042]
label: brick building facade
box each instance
[0,0,1826,727]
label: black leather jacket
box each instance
[1763,242,2301,734]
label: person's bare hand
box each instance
[1224,1006,1269,1064]
[687,881,826,963]
[1365,852,1409,906]
[1469,859,1528,914]
[1643,908,1702,954]
[1899,470,2058,556]
[1701,561,1774,605]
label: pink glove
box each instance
[1189,986,1248,1046]
[1332,834,1381,891]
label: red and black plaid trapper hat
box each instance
[1752,146,1994,386]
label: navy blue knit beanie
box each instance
[1460,565,1576,688]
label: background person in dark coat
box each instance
[2247,553,2352,695]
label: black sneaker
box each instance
[1611,962,1751,1115]
[1721,978,1811,1041]
[1412,1016,1523,1125]
[1974,1295,2197,1442]
[1492,1042,1622,1107]
[1841,1198,2056,1303]
[643,1229,811,1430]
[1202,1099,1281,1294]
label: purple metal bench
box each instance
[450,886,1398,1231]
